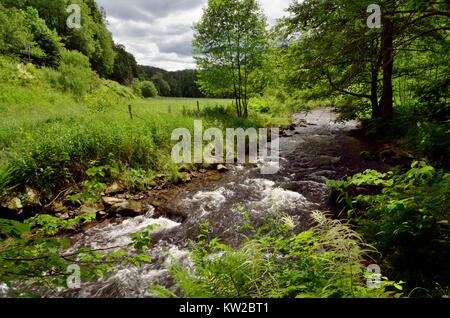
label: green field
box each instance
[130,97,233,115]
[0,57,290,196]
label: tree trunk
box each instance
[371,62,381,118]
[381,16,394,120]
[243,57,249,118]
[237,55,244,117]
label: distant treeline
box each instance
[138,65,232,99]
[138,66,202,98]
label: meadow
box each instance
[0,56,291,198]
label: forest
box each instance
[0,0,448,301]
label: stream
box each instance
[2,107,390,298]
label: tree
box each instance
[151,72,171,96]
[110,44,138,86]
[0,6,35,57]
[283,0,449,121]
[172,69,204,97]
[379,0,449,120]
[0,5,61,66]
[24,7,62,67]
[138,66,206,98]
[140,81,158,98]
[2,0,117,77]
[193,0,268,118]
[63,0,116,77]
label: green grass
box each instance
[130,97,233,115]
[0,57,292,197]
[0,95,235,194]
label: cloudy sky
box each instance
[95,0,292,71]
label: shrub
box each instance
[140,81,158,98]
[412,121,450,167]
[328,162,450,296]
[361,104,450,168]
[149,211,402,298]
[131,79,144,97]
[57,49,93,96]
[413,75,449,124]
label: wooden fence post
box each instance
[128,105,133,120]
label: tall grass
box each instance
[149,211,402,298]
[0,56,288,195]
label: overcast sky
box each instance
[95,0,292,71]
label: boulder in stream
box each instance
[217,164,229,172]
[102,197,146,217]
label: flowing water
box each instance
[2,108,389,298]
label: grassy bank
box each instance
[0,56,292,201]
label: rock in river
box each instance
[102,197,146,217]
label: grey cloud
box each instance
[94,0,290,71]
[109,21,192,40]
[158,37,194,57]
[96,0,204,22]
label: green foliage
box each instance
[151,73,171,96]
[128,224,160,253]
[139,81,158,98]
[110,44,139,86]
[0,56,38,88]
[67,165,119,203]
[0,5,62,66]
[0,114,166,193]
[150,211,402,298]
[118,168,156,192]
[412,121,450,167]
[0,214,155,297]
[413,74,449,124]
[282,0,449,120]
[0,6,35,58]
[248,95,290,118]
[0,62,238,196]
[24,7,62,67]
[193,0,268,117]
[56,49,93,96]
[362,103,450,168]
[139,66,206,98]
[25,212,96,235]
[2,0,116,77]
[328,161,450,296]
